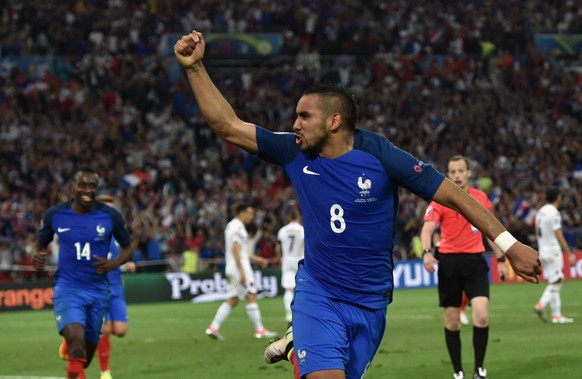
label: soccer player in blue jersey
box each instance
[32,168,134,379]
[174,31,542,379]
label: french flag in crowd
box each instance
[513,198,537,226]
[121,170,149,187]
[489,192,501,207]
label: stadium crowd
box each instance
[0,0,581,281]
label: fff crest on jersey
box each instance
[354,173,378,203]
[96,224,106,238]
[358,174,372,196]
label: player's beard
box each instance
[300,124,329,155]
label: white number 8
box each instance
[330,204,346,233]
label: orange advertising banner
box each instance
[0,283,54,311]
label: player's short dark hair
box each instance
[545,188,560,203]
[235,203,252,215]
[76,166,97,175]
[72,167,99,187]
[303,83,359,130]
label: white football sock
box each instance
[284,289,294,322]
[549,283,563,317]
[538,284,552,308]
[210,302,232,330]
[246,302,264,331]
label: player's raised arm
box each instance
[432,178,541,283]
[174,30,258,153]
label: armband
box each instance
[494,231,518,254]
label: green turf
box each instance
[1,280,581,378]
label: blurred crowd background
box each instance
[0,0,581,281]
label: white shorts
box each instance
[226,268,257,299]
[282,269,298,289]
[540,250,564,283]
[282,258,301,289]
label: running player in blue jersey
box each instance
[32,168,134,379]
[58,193,136,379]
[174,31,542,379]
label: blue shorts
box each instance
[292,291,387,378]
[53,285,109,344]
[106,285,128,323]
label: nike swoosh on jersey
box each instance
[57,227,71,232]
[302,166,320,176]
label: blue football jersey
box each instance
[257,127,444,309]
[37,200,131,292]
[106,238,123,287]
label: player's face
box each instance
[293,94,330,153]
[241,207,255,225]
[73,173,99,210]
[447,160,470,190]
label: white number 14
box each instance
[74,242,91,261]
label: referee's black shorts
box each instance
[437,253,490,308]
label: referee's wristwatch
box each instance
[422,248,433,255]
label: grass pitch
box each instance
[1,280,581,378]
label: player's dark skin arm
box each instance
[94,221,140,274]
[31,241,49,270]
[93,244,134,274]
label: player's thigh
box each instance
[85,293,109,344]
[226,269,257,299]
[53,285,87,334]
[244,268,258,295]
[225,274,239,298]
[293,292,385,378]
[53,286,107,343]
[345,305,385,379]
[541,252,564,283]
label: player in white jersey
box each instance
[533,188,576,324]
[205,203,277,339]
[275,211,305,323]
